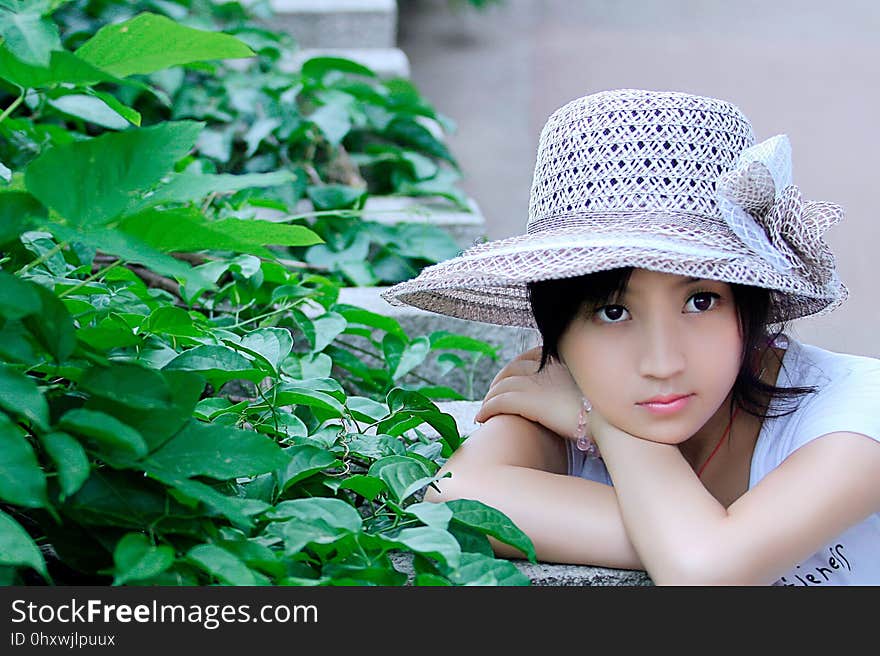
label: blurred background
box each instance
[397,0,880,358]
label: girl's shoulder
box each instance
[764,337,880,459]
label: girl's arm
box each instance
[591,411,880,585]
[424,412,644,570]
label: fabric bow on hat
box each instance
[716,135,841,288]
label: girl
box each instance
[381,89,880,585]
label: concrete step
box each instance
[264,0,398,49]
[256,195,488,254]
[390,552,652,586]
[335,285,539,400]
[279,47,411,78]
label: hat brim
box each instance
[380,216,847,327]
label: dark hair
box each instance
[526,268,816,421]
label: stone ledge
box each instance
[263,0,398,49]
[279,47,411,78]
[302,195,487,253]
[389,545,652,587]
[255,195,487,254]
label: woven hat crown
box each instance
[527,89,756,232]
[380,89,847,328]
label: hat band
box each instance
[457,233,742,263]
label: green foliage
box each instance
[0,2,528,586]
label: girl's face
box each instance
[557,268,743,445]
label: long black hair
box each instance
[526,268,816,421]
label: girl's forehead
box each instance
[626,269,716,289]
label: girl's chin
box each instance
[618,420,698,445]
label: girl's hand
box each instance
[473,345,589,441]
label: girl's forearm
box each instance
[426,464,645,571]
[594,426,729,583]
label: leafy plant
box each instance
[3,0,474,288]
[0,5,529,586]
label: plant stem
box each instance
[0,92,24,125]
[15,241,69,276]
[227,303,294,330]
[58,259,123,298]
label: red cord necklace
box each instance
[696,363,767,478]
[696,406,738,478]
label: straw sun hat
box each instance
[380,89,848,328]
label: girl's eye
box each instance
[685,291,720,313]
[593,292,720,323]
[595,304,630,323]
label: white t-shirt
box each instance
[566,334,880,585]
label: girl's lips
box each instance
[637,394,694,415]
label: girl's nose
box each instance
[638,317,687,380]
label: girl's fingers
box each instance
[476,391,534,424]
[489,356,541,389]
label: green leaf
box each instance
[382,388,461,456]
[84,370,205,452]
[0,47,121,88]
[75,12,255,78]
[62,469,197,529]
[0,1,61,66]
[240,328,293,373]
[47,93,130,130]
[267,498,363,555]
[130,170,299,212]
[119,207,322,256]
[145,306,204,338]
[384,223,462,262]
[92,90,141,127]
[0,508,48,580]
[147,471,267,528]
[387,526,460,569]
[0,364,49,430]
[368,455,434,503]
[306,311,347,353]
[0,192,45,245]
[163,345,263,387]
[308,101,352,147]
[25,121,204,226]
[0,272,40,319]
[274,384,346,418]
[447,521,494,557]
[334,474,386,501]
[306,185,366,212]
[51,224,212,292]
[301,56,377,81]
[445,552,531,586]
[21,282,75,363]
[277,445,338,492]
[146,419,287,479]
[334,303,407,339]
[414,573,452,586]
[112,533,174,586]
[39,431,90,499]
[187,544,265,586]
[406,501,453,530]
[58,408,148,458]
[383,334,430,380]
[0,411,48,507]
[429,330,498,357]
[346,396,389,423]
[447,499,536,563]
[79,362,172,410]
[345,433,406,460]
